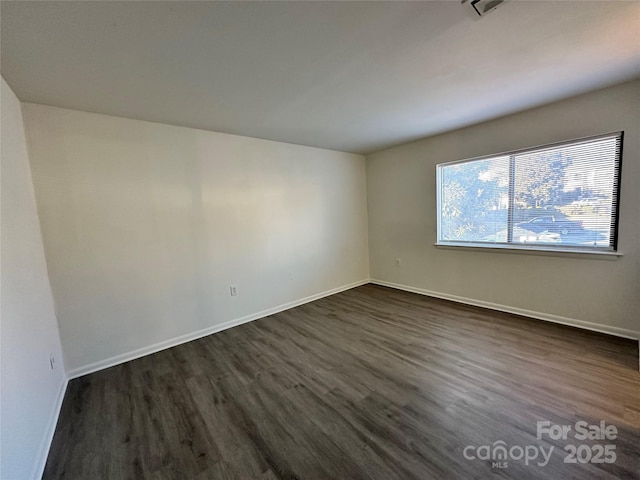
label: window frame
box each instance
[435,132,624,255]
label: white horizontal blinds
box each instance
[440,156,509,243]
[437,132,622,250]
[512,134,621,249]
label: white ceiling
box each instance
[2,1,639,154]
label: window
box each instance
[436,132,623,252]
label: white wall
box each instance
[1,79,67,479]
[22,104,370,375]
[367,80,640,338]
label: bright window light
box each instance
[436,132,623,252]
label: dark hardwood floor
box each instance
[44,284,639,479]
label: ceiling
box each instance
[2,1,639,154]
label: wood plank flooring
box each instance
[43,284,640,479]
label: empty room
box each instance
[1,1,639,479]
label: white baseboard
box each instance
[66,276,637,380]
[39,277,639,474]
[67,279,370,379]
[370,279,639,340]
[33,377,68,480]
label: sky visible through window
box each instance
[438,136,620,249]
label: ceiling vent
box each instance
[463,0,508,17]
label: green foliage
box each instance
[441,152,573,241]
[441,160,506,241]
[514,152,572,208]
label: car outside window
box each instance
[436,132,622,252]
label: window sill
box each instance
[434,242,622,259]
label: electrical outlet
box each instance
[395,258,402,267]
[49,354,55,370]
[229,285,238,296]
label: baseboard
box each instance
[66,276,637,380]
[32,377,68,480]
[370,279,639,340]
[66,279,370,379]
